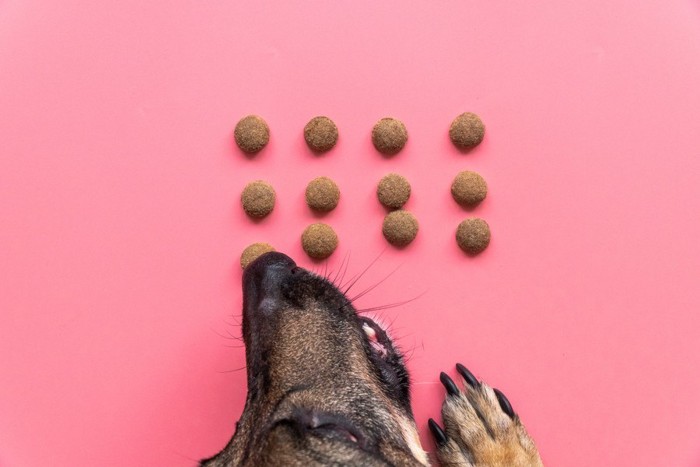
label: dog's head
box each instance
[202,252,427,466]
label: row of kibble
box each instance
[241,171,488,217]
[240,216,490,269]
[234,112,486,156]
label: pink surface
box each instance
[2,1,700,466]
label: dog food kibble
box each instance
[241,181,276,218]
[304,116,339,153]
[371,117,408,155]
[451,171,488,206]
[377,173,411,210]
[449,112,485,149]
[382,210,419,247]
[305,176,340,212]
[301,223,338,259]
[456,218,491,254]
[234,115,270,154]
[240,242,275,269]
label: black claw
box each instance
[428,418,448,447]
[456,363,479,388]
[439,372,460,397]
[493,388,515,418]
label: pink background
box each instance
[2,1,700,466]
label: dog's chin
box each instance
[256,406,403,466]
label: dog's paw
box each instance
[428,364,543,467]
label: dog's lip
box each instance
[359,317,389,343]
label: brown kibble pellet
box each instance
[301,223,338,259]
[241,181,276,218]
[305,176,340,212]
[377,173,411,210]
[456,218,491,254]
[371,117,408,155]
[304,116,338,153]
[451,171,488,207]
[382,210,419,247]
[240,243,275,269]
[234,115,270,154]
[449,112,485,149]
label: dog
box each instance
[201,252,543,466]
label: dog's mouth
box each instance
[360,317,392,357]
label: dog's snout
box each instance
[243,252,297,313]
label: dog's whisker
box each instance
[172,450,203,463]
[328,256,342,285]
[400,344,417,363]
[172,450,208,464]
[328,253,347,285]
[338,250,351,287]
[389,329,413,345]
[357,288,427,313]
[226,313,243,325]
[210,327,244,342]
[405,346,417,362]
[217,366,247,374]
[386,319,401,335]
[356,298,420,314]
[332,250,351,286]
[341,249,385,294]
[386,314,403,336]
[348,264,401,303]
[223,327,244,341]
[391,330,411,342]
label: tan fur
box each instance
[437,379,543,467]
[399,417,430,466]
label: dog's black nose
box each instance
[243,252,297,312]
[246,251,296,273]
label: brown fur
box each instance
[201,252,542,466]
